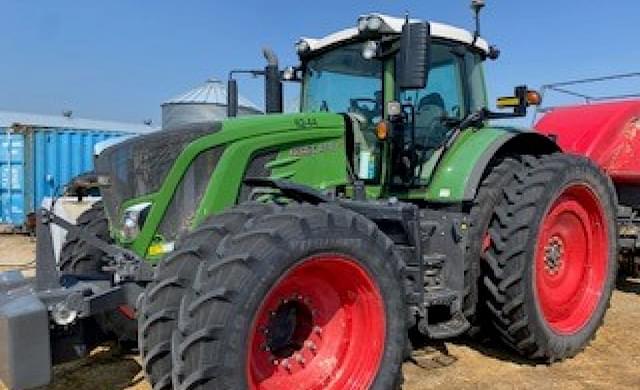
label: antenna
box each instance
[471,0,485,46]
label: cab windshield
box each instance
[301,42,384,183]
[301,42,383,124]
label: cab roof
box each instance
[299,13,490,56]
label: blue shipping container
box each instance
[0,126,130,230]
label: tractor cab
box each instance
[292,14,495,195]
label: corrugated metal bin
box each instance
[0,111,156,231]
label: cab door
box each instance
[391,42,469,193]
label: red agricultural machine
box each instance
[534,73,640,277]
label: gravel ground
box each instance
[1,234,638,390]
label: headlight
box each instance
[362,41,380,60]
[121,202,152,240]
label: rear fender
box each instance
[426,127,559,202]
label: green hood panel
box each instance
[218,112,345,140]
[122,112,347,257]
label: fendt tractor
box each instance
[0,4,622,390]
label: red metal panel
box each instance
[535,100,640,185]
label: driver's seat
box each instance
[415,93,448,149]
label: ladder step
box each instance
[426,311,470,339]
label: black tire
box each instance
[138,202,278,390]
[482,154,617,360]
[465,157,524,333]
[60,201,111,275]
[172,203,407,390]
[59,201,138,343]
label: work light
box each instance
[121,202,151,240]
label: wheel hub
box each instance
[263,297,315,362]
[535,184,609,335]
[543,236,564,275]
[248,255,386,389]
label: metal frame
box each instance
[533,72,640,123]
[0,208,151,389]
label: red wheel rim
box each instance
[247,255,386,390]
[534,184,609,335]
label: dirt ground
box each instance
[1,234,639,390]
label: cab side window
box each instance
[399,43,465,151]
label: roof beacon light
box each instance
[357,17,369,32]
[358,15,385,33]
[295,40,311,55]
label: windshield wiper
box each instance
[457,109,487,131]
[441,108,487,130]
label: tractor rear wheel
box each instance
[483,154,617,360]
[59,201,138,342]
[138,202,278,390]
[172,203,407,390]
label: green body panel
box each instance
[422,127,513,202]
[118,112,347,258]
[269,138,346,188]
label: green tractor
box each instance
[0,5,618,390]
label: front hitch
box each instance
[0,207,150,390]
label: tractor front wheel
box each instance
[483,154,617,360]
[138,202,278,390]
[172,204,407,390]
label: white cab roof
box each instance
[300,13,490,55]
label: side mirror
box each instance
[496,85,542,116]
[227,78,239,117]
[396,22,430,90]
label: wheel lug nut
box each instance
[304,340,317,351]
[281,358,292,371]
[294,353,305,365]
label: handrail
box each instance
[532,72,640,124]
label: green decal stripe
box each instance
[271,138,347,190]
[193,129,345,226]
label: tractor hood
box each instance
[94,113,345,235]
[94,122,222,225]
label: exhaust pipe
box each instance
[263,47,283,114]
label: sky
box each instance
[1,1,640,126]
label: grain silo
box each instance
[161,78,262,129]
